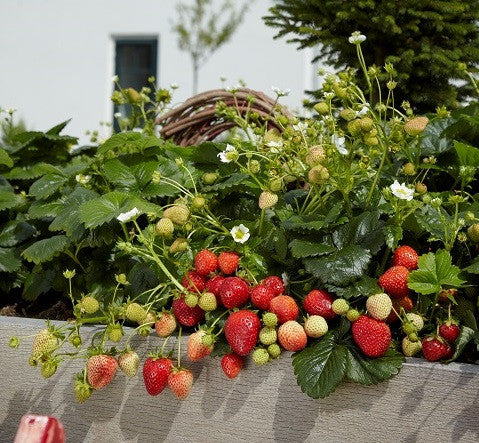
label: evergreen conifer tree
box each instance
[264,1,479,111]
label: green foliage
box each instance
[264,0,479,111]
[293,319,404,398]
[408,250,465,295]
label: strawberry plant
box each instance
[5,34,479,402]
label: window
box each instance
[113,37,158,130]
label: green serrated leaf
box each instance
[463,258,479,274]
[332,211,384,254]
[103,159,137,188]
[446,326,476,362]
[289,239,336,258]
[408,250,465,295]
[326,276,380,299]
[0,189,21,211]
[203,173,249,192]
[454,141,479,167]
[78,191,130,228]
[415,206,450,243]
[49,187,98,236]
[304,245,371,286]
[22,235,70,264]
[0,221,36,247]
[22,267,56,300]
[28,200,63,219]
[29,174,67,199]
[345,347,404,385]
[292,328,348,399]
[97,132,143,154]
[283,215,325,231]
[0,247,22,272]
[384,225,403,249]
[0,147,13,167]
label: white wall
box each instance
[0,0,315,144]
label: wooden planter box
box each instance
[1,316,478,442]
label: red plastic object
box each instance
[14,415,65,443]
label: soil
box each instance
[0,291,73,321]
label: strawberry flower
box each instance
[390,180,414,201]
[117,207,141,223]
[331,134,348,155]
[271,86,291,97]
[348,31,366,45]
[217,144,238,163]
[230,224,250,244]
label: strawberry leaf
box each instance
[289,239,335,258]
[408,249,465,295]
[292,319,349,399]
[345,348,404,385]
[445,326,476,362]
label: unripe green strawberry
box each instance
[31,329,58,358]
[184,293,198,308]
[359,117,374,132]
[406,313,424,331]
[366,293,393,321]
[467,224,479,242]
[139,311,157,326]
[259,327,277,345]
[402,322,417,335]
[126,87,141,104]
[267,343,281,358]
[156,218,174,237]
[118,350,139,377]
[332,298,349,315]
[198,292,217,311]
[403,162,416,175]
[262,312,278,328]
[304,315,328,338]
[125,303,147,323]
[346,309,360,322]
[340,108,357,121]
[305,145,326,166]
[258,191,279,210]
[80,296,99,314]
[269,177,283,192]
[163,205,190,225]
[314,102,329,115]
[402,336,422,356]
[364,136,379,146]
[41,357,58,379]
[404,116,429,136]
[170,237,188,253]
[107,323,124,342]
[252,348,270,365]
[415,183,427,194]
[333,83,348,99]
[74,373,93,403]
[308,165,329,184]
[191,195,206,210]
[202,172,218,185]
[248,159,261,174]
[347,119,362,136]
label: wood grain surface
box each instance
[1,316,478,442]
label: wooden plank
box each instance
[0,316,478,442]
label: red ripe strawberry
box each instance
[386,295,414,323]
[205,275,225,302]
[277,320,307,351]
[187,330,214,361]
[303,289,336,320]
[439,321,460,343]
[218,251,240,274]
[378,266,410,299]
[87,355,118,390]
[143,356,173,395]
[221,353,243,379]
[422,336,450,362]
[220,277,250,309]
[224,310,261,356]
[155,312,177,337]
[393,245,419,270]
[269,295,299,323]
[250,284,275,311]
[168,368,194,399]
[194,249,218,276]
[351,315,391,358]
[444,344,455,359]
[182,271,205,293]
[172,295,205,327]
[262,275,284,296]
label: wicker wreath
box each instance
[156,88,293,146]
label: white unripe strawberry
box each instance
[402,336,422,357]
[366,293,393,321]
[304,315,328,338]
[406,313,424,331]
[258,191,279,210]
